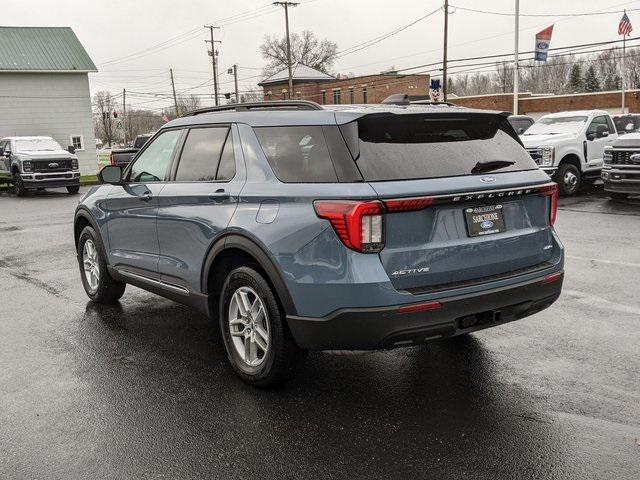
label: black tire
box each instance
[219,266,305,387]
[557,163,581,196]
[67,185,80,194]
[77,226,126,303]
[608,192,628,201]
[13,173,27,197]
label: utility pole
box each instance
[170,68,179,116]
[122,88,126,145]
[442,0,449,101]
[233,64,239,103]
[273,2,298,99]
[205,25,221,106]
[513,0,520,115]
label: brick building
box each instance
[450,90,640,119]
[259,62,430,105]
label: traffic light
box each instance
[224,93,231,99]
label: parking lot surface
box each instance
[0,186,639,479]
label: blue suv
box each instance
[74,100,564,386]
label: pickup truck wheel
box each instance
[608,192,628,200]
[67,185,80,194]
[219,266,306,387]
[77,226,126,303]
[557,163,581,196]
[13,173,27,197]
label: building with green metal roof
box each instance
[0,27,97,174]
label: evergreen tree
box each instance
[568,64,583,92]
[603,73,622,91]
[583,65,601,92]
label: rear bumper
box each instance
[286,272,563,350]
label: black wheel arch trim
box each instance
[74,207,103,251]
[202,233,298,316]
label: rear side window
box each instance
[175,127,229,182]
[254,126,338,182]
[343,113,537,181]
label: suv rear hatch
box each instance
[339,111,557,292]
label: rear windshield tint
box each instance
[254,126,338,182]
[341,113,537,181]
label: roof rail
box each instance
[185,100,323,116]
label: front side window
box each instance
[587,116,610,135]
[254,126,338,183]
[129,129,182,182]
[175,127,229,182]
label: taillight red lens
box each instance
[541,271,563,284]
[314,200,385,253]
[384,196,435,213]
[538,183,558,225]
[398,301,442,314]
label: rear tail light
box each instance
[538,183,558,225]
[313,200,385,253]
[109,152,115,166]
[384,196,435,213]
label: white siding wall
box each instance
[0,72,97,174]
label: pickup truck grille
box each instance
[610,150,640,165]
[31,159,72,172]
[526,148,542,165]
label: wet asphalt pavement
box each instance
[0,185,639,480]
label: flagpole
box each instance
[513,0,519,115]
[622,28,626,113]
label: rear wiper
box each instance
[471,160,515,174]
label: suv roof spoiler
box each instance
[185,100,324,116]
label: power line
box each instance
[336,6,441,59]
[451,4,640,18]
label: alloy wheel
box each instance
[228,286,270,367]
[83,239,100,293]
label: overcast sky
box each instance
[3,0,638,111]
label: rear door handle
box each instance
[209,188,230,200]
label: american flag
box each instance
[619,11,633,36]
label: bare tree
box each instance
[93,91,116,147]
[494,62,513,93]
[260,30,338,77]
[124,109,165,140]
[164,94,202,119]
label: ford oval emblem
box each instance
[480,176,496,183]
[48,162,59,168]
[481,220,494,229]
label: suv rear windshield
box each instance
[341,113,537,181]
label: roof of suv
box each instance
[164,101,495,129]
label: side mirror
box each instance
[518,127,525,135]
[596,124,609,138]
[67,145,76,154]
[586,132,596,141]
[98,165,123,185]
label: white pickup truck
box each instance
[521,110,617,195]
